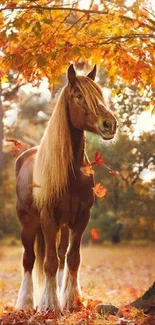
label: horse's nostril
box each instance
[103,120,111,130]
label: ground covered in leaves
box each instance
[0,242,155,324]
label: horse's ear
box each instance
[87,65,97,80]
[68,64,76,87]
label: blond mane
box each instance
[76,76,105,115]
[33,87,73,208]
[33,77,106,209]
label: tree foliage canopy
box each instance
[0,0,155,241]
[0,0,155,94]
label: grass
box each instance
[0,242,155,324]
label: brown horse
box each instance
[15,65,117,313]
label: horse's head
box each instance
[66,64,117,140]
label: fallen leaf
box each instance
[11,148,19,157]
[91,152,119,176]
[90,228,99,241]
[118,305,132,318]
[6,138,24,149]
[92,183,107,198]
[107,314,117,323]
[94,152,105,166]
[6,138,25,157]
[108,168,119,175]
[103,163,119,175]
[80,165,95,176]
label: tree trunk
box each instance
[97,282,155,316]
[0,82,4,170]
[131,282,155,314]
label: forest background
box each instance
[0,0,155,245]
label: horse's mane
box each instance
[33,77,105,208]
[33,87,72,208]
[76,76,105,115]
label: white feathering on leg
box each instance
[60,264,81,311]
[58,269,64,290]
[38,274,60,313]
[16,271,33,310]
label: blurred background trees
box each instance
[0,0,155,242]
[84,130,155,244]
[0,64,154,242]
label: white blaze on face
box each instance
[16,271,33,310]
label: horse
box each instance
[15,64,117,314]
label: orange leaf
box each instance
[94,151,105,166]
[107,315,117,323]
[6,2,16,8]
[6,138,25,157]
[6,138,24,149]
[11,148,19,157]
[92,183,107,198]
[90,228,99,241]
[109,168,119,175]
[119,305,132,318]
[80,165,95,177]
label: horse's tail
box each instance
[33,226,45,307]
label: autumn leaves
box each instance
[80,152,119,198]
[0,0,155,92]
[7,139,118,199]
[6,138,25,157]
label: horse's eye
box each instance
[77,94,82,99]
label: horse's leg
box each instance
[38,209,60,313]
[58,225,69,289]
[60,209,90,311]
[16,219,38,310]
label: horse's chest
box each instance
[55,172,94,228]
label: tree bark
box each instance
[0,82,4,171]
[131,282,155,315]
[97,282,155,316]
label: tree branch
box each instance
[2,84,25,101]
[84,33,155,45]
[131,174,140,185]
[119,171,129,186]
[66,13,86,33]
[1,5,154,33]
[143,7,155,20]
[0,5,108,14]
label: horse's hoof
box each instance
[97,304,119,315]
[37,303,61,315]
[60,294,82,312]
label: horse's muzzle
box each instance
[98,119,118,140]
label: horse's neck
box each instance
[70,127,85,166]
